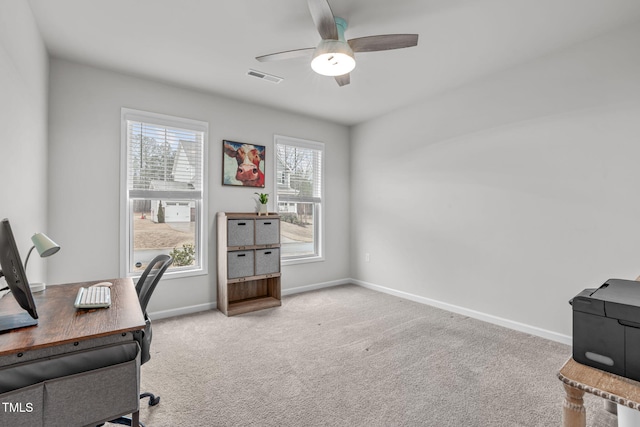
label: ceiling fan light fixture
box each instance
[311,39,355,77]
[258,2,418,86]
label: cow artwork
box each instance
[222,140,266,187]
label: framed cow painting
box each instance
[222,140,266,188]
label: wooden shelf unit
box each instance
[217,212,281,316]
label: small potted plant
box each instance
[254,192,269,216]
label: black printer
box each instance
[571,279,640,381]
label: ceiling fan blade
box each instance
[348,34,419,52]
[256,48,315,62]
[335,74,350,87]
[308,0,338,40]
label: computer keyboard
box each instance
[74,286,111,309]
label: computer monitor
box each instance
[0,218,38,333]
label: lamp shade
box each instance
[311,39,356,77]
[31,233,60,258]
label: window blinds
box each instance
[126,120,203,200]
[276,138,323,204]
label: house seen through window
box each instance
[121,109,207,277]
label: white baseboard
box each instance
[146,278,572,346]
[281,278,351,296]
[148,302,217,320]
[351,279,572,346]
[147,279,348,320]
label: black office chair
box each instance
[104,254,173,427]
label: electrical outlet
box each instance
[365,253,370,262]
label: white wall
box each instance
[0,1,49,286]
[48,59,350,314]
[350,23,640,339]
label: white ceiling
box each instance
[27,0,640,126]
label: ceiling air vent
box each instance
[247,69,283,84]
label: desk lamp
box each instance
[24,232,60,292]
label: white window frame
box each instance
[274,135,324,265]
[120,108,208,279]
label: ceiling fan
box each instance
[256,0,419,86]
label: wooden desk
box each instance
[0,278,145,355]
[558,357,640,426]
[0,278,145,427]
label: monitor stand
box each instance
[0,312,38,334]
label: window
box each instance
[275,135,324,262]
[121,109,207,277]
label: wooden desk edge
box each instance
[0,278,145,357]
[0,325,145,357]
[558,357,640,411]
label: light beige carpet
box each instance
[118,284,617,426]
